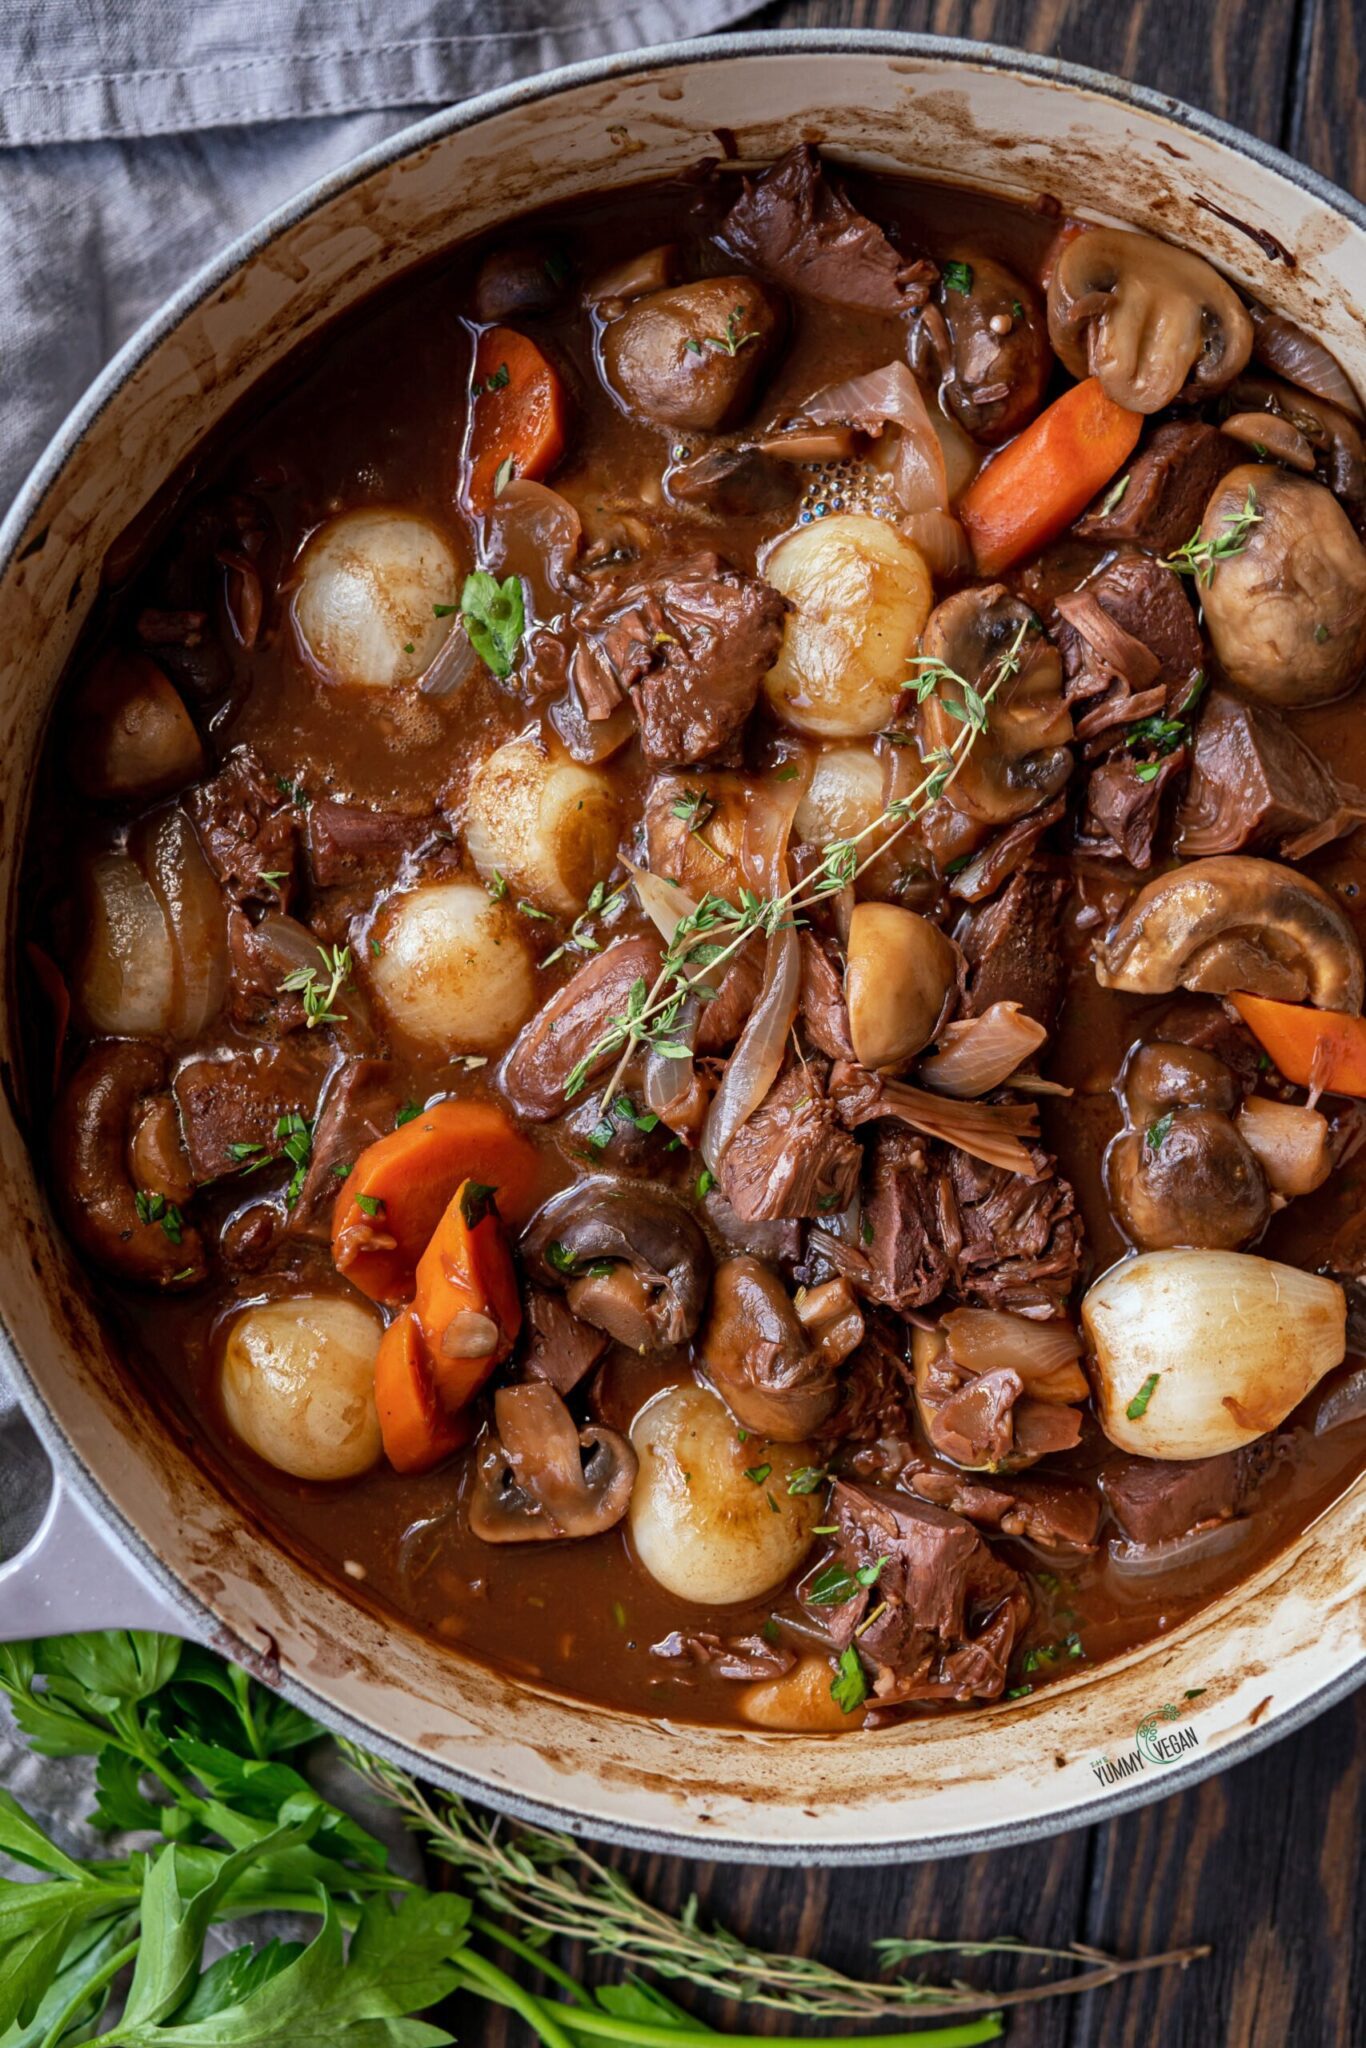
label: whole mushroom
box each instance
[52,1042,205,1288]
[913,249,1051,444]
[1093,855,1364,1012]
[1196,465,1366,707]
[1105,1041,1270,1252]
[1047,227,1253,413]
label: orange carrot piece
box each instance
[959,376,1143,576]
[332,1098,543,1305]
[465,326,568,514]
[374,1309,471,1474]
[1229,993,1366,1097]
[413,1179,522,1414]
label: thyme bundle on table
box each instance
[0,1631,1205,2048]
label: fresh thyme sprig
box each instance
[541,878,627,970]
[1163,484,1260,586]
[346,1749,1207,2027]
[565,617,1034,1107]
[278,943,351,1027]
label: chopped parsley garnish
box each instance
[830,1647,868,1715]
[786,1467,828,1496]
[134,1191,183,1243]
[1097,471,1130,517]
[517,899,554,922]
[486,868,509,901]
[355,1193,385,1219]
[1005,1683,1034,1700]
[943,259,973,294]
[461,570,525,678]
[492,455,517,498]
[545,1239,578,1276]
[744,1463,773,1486]
[278,943,351,1028]
[459,1181,500,1230]
[471,360,511,397]
[807,1555,888,1607]
[1127,1371,1161,1421]
[1146,1112,1175,1152]
[275,1111,313,1209]
[395,1102,422,1128]
[696,1166,717,1200]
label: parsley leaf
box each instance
[460,571,525,679]
[1127,1371,1161,1421]
[830,1648,868,1715]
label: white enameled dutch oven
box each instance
[2,32,1365,1865]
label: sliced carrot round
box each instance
[332,1098,544,1305]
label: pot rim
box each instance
[4,27,1365,1865]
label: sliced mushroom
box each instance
[844,902,958,1070]
[1047,227,1253,413]
[522,1178,712,1348]
[912,249,1051,444]
[698,1255,839,1440]
[71,653,205,801]
[51,1042,205,1288]
[1093,856,1364,1012]
[469,1383,636,1542]
[1197,465,1366,708]
[917,586,1072,826]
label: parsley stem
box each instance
[455,1948,579,2048]
[475,1995,1004,2047]
[470,1911,594,2004]
[37,1931,140,2048]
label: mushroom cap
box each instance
[1093,855,1364,1012]
[917,585,1072,825]
[1198,465,1366,707]
[1047,227,1253,413]
[470,1382,636,1542]
[698,1255,838,1441]
[1105,1115,1270,1252]
[521,1177,712,1348]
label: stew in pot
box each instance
[21,147,1366,1731]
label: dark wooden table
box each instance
[460,7,1366,2043]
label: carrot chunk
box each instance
[465,326,568,513]
[332,1098,543,1305]
[374,1309,472,1474]
[1229,993,1366,1097]
[413,1178,522,1414]
[958,376,1143,576]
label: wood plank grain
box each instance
[1290,0,1366,199]
[750,0,1297,146]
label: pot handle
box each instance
[0,1471,202,1644]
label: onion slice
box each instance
[861,1077,1040,1175]
[918,1002,1048,1097]
[798,361,949,517]
[700,925,801,1171]
[1249,304,1364,421]
[941,1307,1084,1402]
